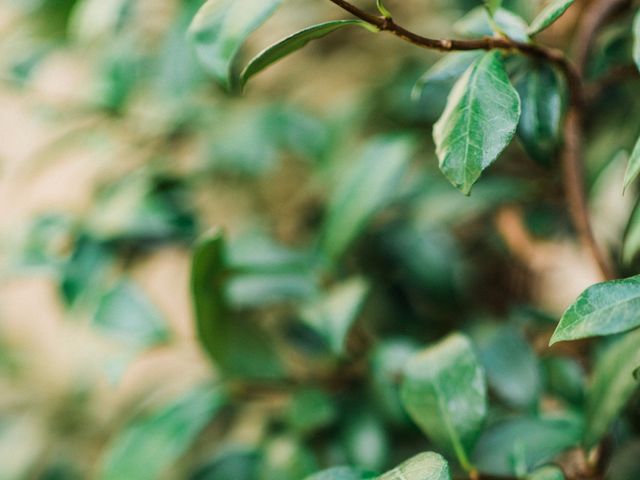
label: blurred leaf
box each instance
[190,230,284,379]
[528,0,574,35]
[287,388,337,435]
[300,277,369,355]
[634,9,640,72]
[484,0,502,17]
[321,135,414,260]
[60,235,111,305]
[434,51,521,195]
[259,437,318,480]
[606,440,640,480]
[344,412,388,472]
[622,195,640,265]
[513,60,565,166]
[543,357,585,405]
[584,328,640,447]
[623,136,640,191]
[69,0,132,41]
[305,467,376,480]
[470,323,541,409]
[550,275,640,344]
[378,452,451,480]
[369,338,419,424]
[190,448,259,480]
[241,20,375,88]
[189,0,283,89]
[527,466,565,480]
[454,7,530,43]
[93,281,169,347]
[473,414,583,476]
[100,386,226,480]
[400,334,487,470]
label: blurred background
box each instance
[0,0,639,479]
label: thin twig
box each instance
[325,0,613,280]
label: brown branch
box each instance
[326,0,613,280]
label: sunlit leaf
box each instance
[378,452,451,480]
[400,334,487,470]
[100,386,226,480]
[434,51,521,195]
[189,0,282,89]
[454,7,529,43]
[528,0,575,35]
[550,274,640,344]
[241,20,375,88]
[584,328,640,447]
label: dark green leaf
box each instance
[321,135,414,260]
[93,281,169,347]
[528,0,575,35]
[623,136,640,191]
[543,357,585,405]
[473,414,583,476]
[189,0,282,89]
[434,51,521,194]
[100,387,226,480]
[241,20,375,88]
[584,328,640,447]
[622,194,640,264]
[549,274,640,344]
[633,9,640,72]
[400,334,487,470]
[190,230,284,379]
[514,60,565,166]
[378,452,451,480]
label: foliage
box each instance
[2,0,640,479]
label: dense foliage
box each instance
[1,0,640,479]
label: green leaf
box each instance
[344,412,389,472]
[633,9,640,72]
[300,277,369,355]
[376,0,392,18]
[305,467,376,480]
[400,334,487,470]
[93,281,169,348]
[321,135,414,260]
[378,452,451,480]
[623,136,640,191]
[190,230,284,379]
[513,60,565,166]
[454,7,530,43]
[241,20,375,88]
[286,388,337,435]
[528,0,575,35]
[412,52,483,103]
[433,51,521,195]
[189,0,282,89]
[527,466,566,480]
[100,387,226,480]
[259,437,318,480]
[622,195,640,265]
[473,414,583,476]
[584,328,640,447]
[471,323,541,409]
[549,274,640,344]
[484,0,502,17]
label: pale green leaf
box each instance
[412,52,483,102]
[300,277,369,355]
[528,466,566,480]
[550,274,640,344]
[623,136,640,191]
[100,387,226,480]
[189,0,282,89]
[484,0,502,17]
[376,0,392,19]
[622,195,640,265]
[584,328,640,447]
[454,7,530,43]
[321,135,414,259]
[433,51,521,195]
[528,0,575,35]
[190,230,284,379]
[400,334,487,470]
[305,467,376,480]
[378,452,451,480]
[241,20,375,88]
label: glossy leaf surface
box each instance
[434,51,521,194]
[550,274,640,344]
[528,0,575,35]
